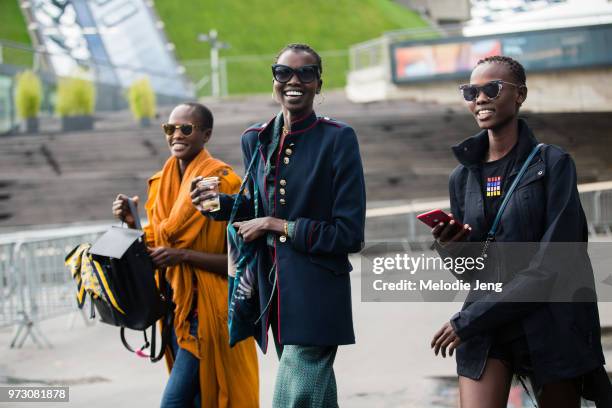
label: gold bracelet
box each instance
[283,221,289,236]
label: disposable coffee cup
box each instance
[197,176,221,212]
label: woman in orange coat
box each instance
[112,102,259,407]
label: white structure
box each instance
[20,0,192,98]
[346,0,612,112]
[464,0,612,35]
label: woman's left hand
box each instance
[233,217,284,243]
[148,246,185,268]
[431,321,461,358]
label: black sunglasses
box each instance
[458,80,523,102]
[271,64,320,83]
[161,123,205,136]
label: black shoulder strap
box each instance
[480,143,544,257]
[120,269,172,363]
[119,316,170,362]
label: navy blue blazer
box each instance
[213,111,366,351]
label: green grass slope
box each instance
[153,0,429,95]
[0,0,32,67]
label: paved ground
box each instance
[3,253,612,407]
[0,256,460,408]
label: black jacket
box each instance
[444,119,605,385]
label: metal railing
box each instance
[1,182,611,347]
[579,182,612,236]
[0,225,107,347]
[349,25,450,72]
[364,182,612,242]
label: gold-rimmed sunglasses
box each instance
[161,123,206,136]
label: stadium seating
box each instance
[1,92,611,229]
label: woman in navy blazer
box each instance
[191,43,366,408]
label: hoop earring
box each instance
[316,92,325,106]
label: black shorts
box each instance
[488,335,608,403]
[487,334,551,403]
[488,334,534,378]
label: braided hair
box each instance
[275,43,323,75]
[476,55,526,85]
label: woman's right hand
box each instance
[190,176,218,213]
[112,194,139,228]
[432,213,471,244]
[431,321,461,358]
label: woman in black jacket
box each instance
[191,43,366,408]
[430,56,610,407]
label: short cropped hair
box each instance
[181,102,213,129]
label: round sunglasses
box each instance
[458,80,523,102]
[161,123,206,136]
[271,64,321,84]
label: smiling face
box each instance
[467,62,527,131]
[165,104,211,163]
[273,49,322,117]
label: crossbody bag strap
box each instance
[229,141,261,223]
[485,143,544,247]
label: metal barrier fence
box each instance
[0,225,107,347]
[365,183,612,242]
[1,183,611,348]
[580,183,612,236]
[0,242,17,328]
[349,25,454,72]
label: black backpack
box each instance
[87,199,173,362]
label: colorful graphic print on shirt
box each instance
[486,176,502,197]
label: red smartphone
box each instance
[416,209,461,229]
